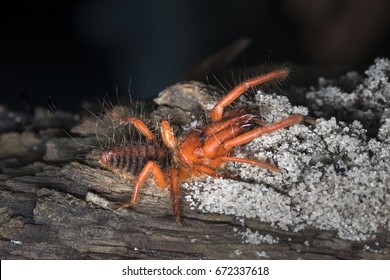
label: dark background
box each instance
[1,0,389,111]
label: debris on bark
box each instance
[1,59,389,259]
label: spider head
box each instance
[177,129,205,165]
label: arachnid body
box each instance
[99,68,303,222]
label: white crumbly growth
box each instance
[234,249,242,256]
[234,228,279,245]
[362,244,384,254]
[183,58,390,241]
[256,251,270,258]
[86,192,112,210]
[306,58,390,124]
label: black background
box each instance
[1,0,389,111]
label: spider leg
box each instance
[111,112,156,142]
[220,156,280,173]
[210,68,289,122]
[193,164,218,177]
[119,160,167,209]
[169,168,181,222]
[161,120,177,149]
[223,114,303,151]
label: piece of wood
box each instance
[0,89,389,260]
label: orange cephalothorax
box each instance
[177,109,259,166]
[99,68,304,222]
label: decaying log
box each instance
[0,82,389,260]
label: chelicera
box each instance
[99,68,303,222]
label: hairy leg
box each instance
[210,68,289,122]
[169,168,181,222]
[119,160,167,209]
[223,114,303,151]
[111,112,156,142]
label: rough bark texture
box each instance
[0,84,389,260]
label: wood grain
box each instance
[0,86,388,260]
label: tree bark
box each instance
[0,89,389,260]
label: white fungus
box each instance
[234,228,280,245]
[183,58,390,241]
[256,251,270,258]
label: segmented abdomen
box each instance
[99,144,169,176]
